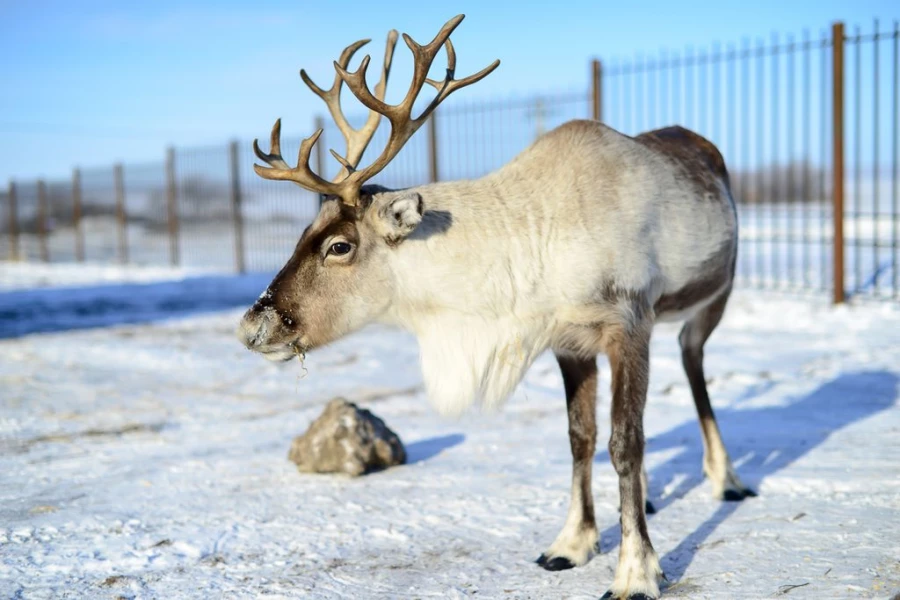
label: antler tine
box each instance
[421,37,501,120]
[302,32,398,183]
[333,55,393,118]
[425,38,457,90]
[253,122,341,196]
[329,149,355,174]
[300,38,370,136]
[397,14,465,116]
[252,118,291,170]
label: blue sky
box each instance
[1,0,896,183]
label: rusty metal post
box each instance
[37,179,49,262]
[7,181,19,260]
[72,168,84,262]
[832,22,846,304]
[592,58,603,121]
[165,147,180,266]
[114,163,128,264]
[428,113,440,183]
[229,140,246,273]
[314,115,327,206]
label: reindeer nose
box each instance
[237,307,277,349]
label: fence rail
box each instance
[2,19,898,302]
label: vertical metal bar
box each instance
[479,102,486,177]
[832,22,846,304]
[72,168,84,262]
[314,115,326,206]
[620,62,627,131]
[771,32,780,288]
[428,113,439,183]
[802,31,812,289]
[37,179,48,262]
[592,58,602,121]
[165,146,180,267]
[627,61,635,134]
[873,19,880,293]
[787,34,796,288]
[756,38,765,287]
[893,20,899,298]
[229,140,246,274]
[853,26,861,295]
[713,43,721,144]
[685,47,694,130]
[647,58,655,129]
[114,163,128,264]
[659,53,672,127]
[7,181,18,260]
[636,55,644,132]
[741,39,751,282]
[697,49,704,133]
[673,52,681,126]
[821,30,829,292]
[726,43,736,197]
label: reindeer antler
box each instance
[252,14,500,206]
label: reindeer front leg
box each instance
[537,354,599,570]
[602,321,664,600]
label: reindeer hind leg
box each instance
[679,287,755,501]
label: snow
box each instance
[0,261,213,292]
[1,266,899,599]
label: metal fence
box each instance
[3,20,898,302]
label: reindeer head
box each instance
[237,15,498,361]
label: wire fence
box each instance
[2,19,897,302]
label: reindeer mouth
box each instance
[258,345,296,362]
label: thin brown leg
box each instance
[679,288,755,500]
[604,323,663,599]
[537,353,599,570]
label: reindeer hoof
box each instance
[535,554,575,571]
[600,592,656,600]
[722,488,757,502]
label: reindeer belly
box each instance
[652,248,733,324]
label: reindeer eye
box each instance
[328,242,353,256]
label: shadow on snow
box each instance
[592,370,899,583]
[0,273,274,339]
[405,434,466,464]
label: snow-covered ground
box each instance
[1,266,899,599]
[0,262,212,292]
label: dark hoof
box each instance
[535,554,575,571]
[600,592,656,600]
[723,488,757,502]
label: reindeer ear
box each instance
[372,191,423,245]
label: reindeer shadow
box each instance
[592,370,899,583]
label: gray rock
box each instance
[288,398,406,476]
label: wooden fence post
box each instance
[37,179,49,262]
[592,58,603,121]
[832,22,845,304]
[229,140,246,273]
[7,181,19,260]
[72,168,84,262]
[114,163,128,264]
[428,113,439,183]
[165,147,180,266]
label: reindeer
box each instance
[237,15,755,600]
